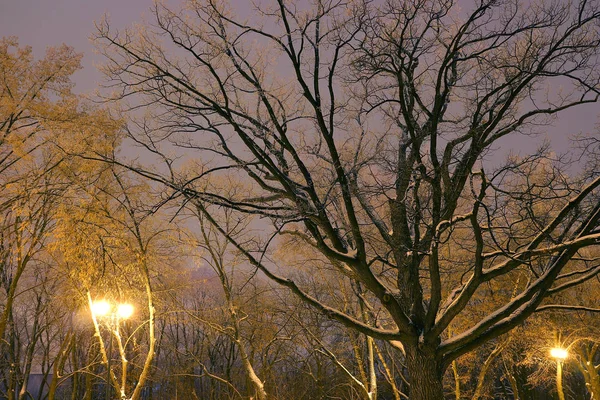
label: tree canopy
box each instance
[92,0,600,398]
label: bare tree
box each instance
[193,208,269,400]
[95,0,600,398]
[52,165,171,400]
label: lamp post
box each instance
[90,300,134,400]
[550,347,568,400]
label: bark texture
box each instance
[405,346,445,400]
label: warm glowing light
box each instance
[91,301,111,317]
[550,348,568,360]
[117,303,134,319]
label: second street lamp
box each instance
[117,303,134,319]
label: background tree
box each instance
[52,163,177,400]
[0,37,87,400]
[0,37,82,343]
[192,207,269,400]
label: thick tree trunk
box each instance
[405,346,445,400]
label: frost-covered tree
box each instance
[95,0,600,398]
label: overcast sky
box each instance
[1,0,154,93]
[1,0,598,156]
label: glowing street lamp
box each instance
[550,347,568,400]
[550,347,568,360]
[89,300,134,400]
[117,303,134,319]
[91,300,111,317]
[91,301,134,321]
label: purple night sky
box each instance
[1,0,598,156]
[1,0,153,93]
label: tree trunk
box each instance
[576,344,600,400]
[580,359,600,400]
[472,341,507,400]
[405,346,445,400]
[588,372,600,400]
[451,359,461,400]
[374,342,402,400]
[83,363,92,400]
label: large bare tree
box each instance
[95,0,600,398]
